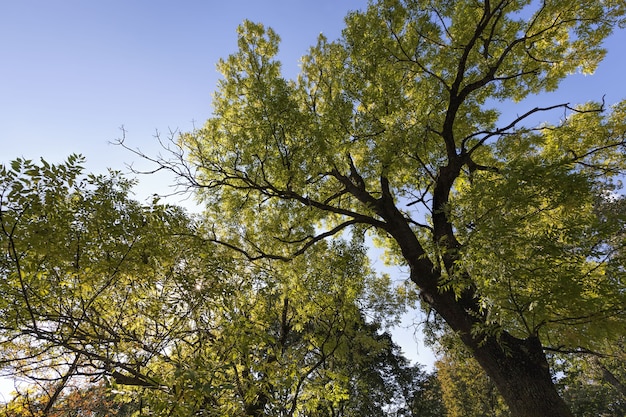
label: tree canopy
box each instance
[139,0,626,415]
[0,156,421,416]
[3,0,626,416]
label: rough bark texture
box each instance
[471,334,573,417]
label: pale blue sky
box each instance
[1,1,363,183]
[2,1,625,187]
[1,1,625,372]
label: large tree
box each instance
[137,1,626,415]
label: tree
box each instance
[434,337,510,417]
[141,239,404,417]
[299,324,445,417]
[1,157,415,416]
[0,155,205,411]
[134,1,626,415]
[405,370,446,417]
[433,336,626,417]
[553,341,626,417]
[0,382,138,417]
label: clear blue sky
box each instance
[1,1,625,371]
[1,1,364,189]
[2,1,625,191]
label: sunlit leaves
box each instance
[5,0,626,414]
[183,0,626,256]
[172,3,626,412]
[1,156,411,416]
[0,156,209,400]
[451,102,626,345]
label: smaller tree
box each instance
[436,353,510,417]
[302,324,445,417]
[1,156,422,416]
[554,345,626,417]
[408,371,446,417]
[0,383,138,417]
[433,331,510,417]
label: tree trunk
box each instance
[377,160,575,416]
[412,159,574,416]
[404,270,570,417]
[416,274,571,417]
[471,333,573,417]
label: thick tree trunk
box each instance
[470,332,573,417]
[409,267,570,415]
[404,265,572,416]
[378,160,574,416]
[422,286,573,417]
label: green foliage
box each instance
[0,156,204,401]
[437,353,510,417]
[186,0,626,217]
[299,327,443,417]
[169,1,626,414]
[451,103,626,347]
[1,157,421,416]
[553,341,626,417]
[5,0,626,415]
[180,0,626,350]
[0,382,139,417]
[430,326,626,417]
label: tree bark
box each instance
[471,333,573,417]
[424,289,572,416]
[401,143,575,415]
[421,283,574,417]
[383,192,573,416]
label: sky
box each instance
[2,0,626,388]
[1,1,367,200]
